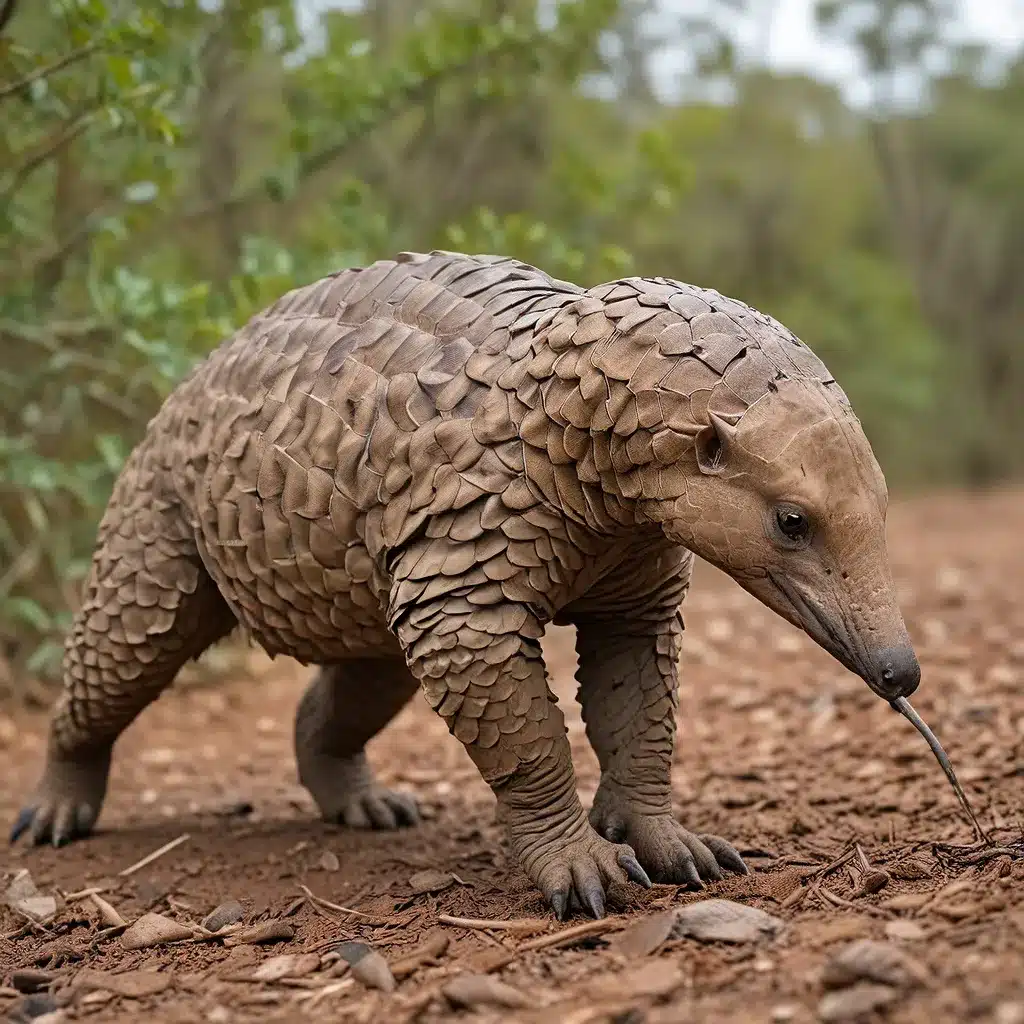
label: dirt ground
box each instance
[2,486,1023,1024]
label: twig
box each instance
[296,884,376,920]
[0,42,100,100]
[518,917,621,952]
[437,914,548,935]
[62,886,106,901]
[118,833,190,877]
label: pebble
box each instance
[202,900,246,933]
[335,940,396,992]
[819,982,898,1022]
[5,870,57,923]
[6,993,61,1022]
[408,868,455,894]
[672,899,784,944]
[821,940,927,990]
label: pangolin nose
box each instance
[870,646,921,699]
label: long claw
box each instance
[700,834,749,876]
[550,890,569,921]
[580,880,605,920]
[9,807,34,844]
[680,857,704,890]
[618,852,652,889]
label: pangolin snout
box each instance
[866,645,920,700]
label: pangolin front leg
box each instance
[572,553,748,886]
[396,587,651,920]
[294,659,421,829]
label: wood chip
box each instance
[232,920,295,945]
[90,894,126,929]
[121,913,194,950]
[251,954,321,982]
[391,933,450,979]
[443,973,531,1009]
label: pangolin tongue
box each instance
[891,696,993,845]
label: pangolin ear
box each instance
[695,412,737,476]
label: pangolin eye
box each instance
[776,508,809,541]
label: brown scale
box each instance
[14,250,920,922]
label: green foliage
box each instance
[1,0,1021,691]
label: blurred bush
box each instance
[1,0,1021,691]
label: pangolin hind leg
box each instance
[10,496,237,847]
[294,658,421,829]
[571,547,748,886]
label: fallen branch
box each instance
[517,917,621,953]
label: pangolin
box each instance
[11,250,920,920]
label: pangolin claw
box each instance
[550,890,569,921]
[699,833,749,876]
[618,852,653,889]
[578,878,606,920]
[9,806,34,844]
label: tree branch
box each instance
[0,0,16,37]
[0,111,94,204]
[0,41,100,100]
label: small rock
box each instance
[233,919,294,944]
[995,1002,1024,1024]
[771,1006,797,1023]
[6,993,60,1022]
[251,953,320,982]
[621,959,685,999]
[5,870,57,923]
[818,982,898,1022]
[611,910,676,958]
[90,893,127,929]
[884,920,926,942]
[856,869,889,895]
[202,900,245,932]
[11,969,57,994]
[318,850,340,872]
[335,940,396,992]
[74,967,172,998]
[121,912,194,950]
[443,973,531,1009]
[408,869,455,894]
[672,899,784,944]
[821,939,926,990]
[391,933,451,979]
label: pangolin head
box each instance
[630,292,920,702]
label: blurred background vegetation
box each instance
[1,0,1022,694]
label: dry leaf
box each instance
[610,911,676,958]
[408,869,455,894]
[233,920,294,944]
[121,913,193,950]
[335,941,396,992]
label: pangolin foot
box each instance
[300,751,420,830]
[533,831,652,921]
[10,753,109,848]
[590,806,748,887]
